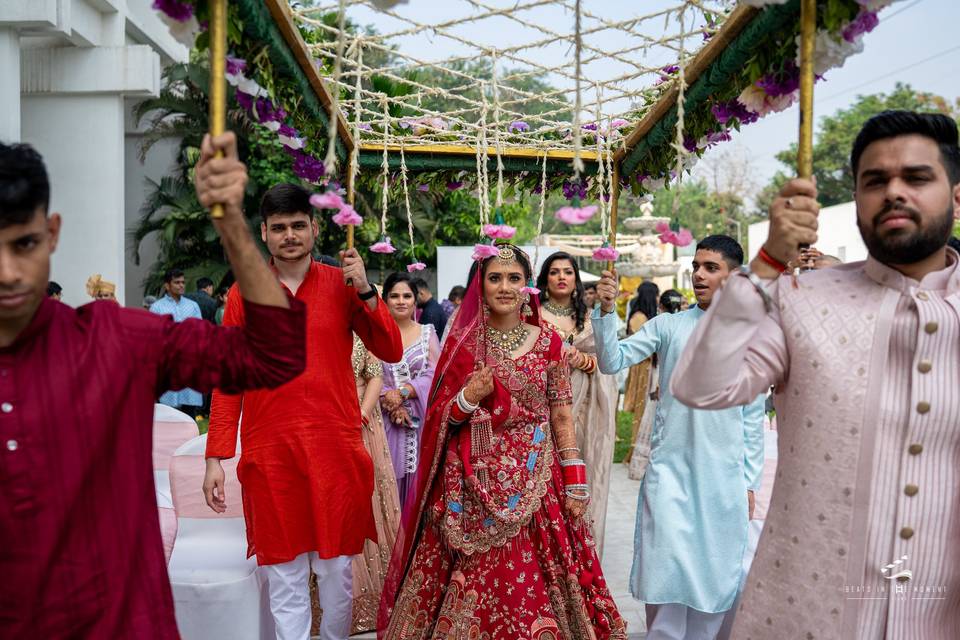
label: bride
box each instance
[379,244,626,640]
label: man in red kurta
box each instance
[0,134,306,639]
[204,183,403,639]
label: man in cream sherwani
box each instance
[672,110,960,639]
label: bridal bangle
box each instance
[451,389,480,424]
[560,458,587,486]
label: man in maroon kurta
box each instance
[204,183,403,639]
[0,134,306,638]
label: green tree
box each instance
[651,179,751,246]
[767,83,960,207]
[131,60,301,295]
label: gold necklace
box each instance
[486,323,529,352]
[543,299,574,318]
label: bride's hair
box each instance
[478,243,533,281]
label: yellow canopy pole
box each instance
[344,156,356,286]
[345,166,356,251]
[797,0,815,179]
[607,163,621,272]
[796,0,816,253]
[207,0,227,219]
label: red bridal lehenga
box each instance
[379,266,626,640]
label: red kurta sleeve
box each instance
[349,285,403,364]
[206,285,247,459]
[156,291,305,397]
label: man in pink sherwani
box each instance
[671,110,960,639]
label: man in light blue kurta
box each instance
[591,235,765,640]
[149,268,203,412]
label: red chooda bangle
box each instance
[450,402,470,424]
[561,463,587,486]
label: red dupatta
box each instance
[377,258,541,634]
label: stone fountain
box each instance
[617,202,679,278]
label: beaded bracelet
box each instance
[557,446,581,454]
[559,458,586,467]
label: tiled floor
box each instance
[350,463,646,639]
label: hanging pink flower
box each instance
[482,223,516,240]
[331,206,362,226]
[673,229,694,247]
[370,237,396,254]
[592,245,620,261]
[656,221,694,247]
[407,262,427,272]
[310,191,345,210]
[472,243,500,261]
[521,284,541,295]
[555,204,598,225]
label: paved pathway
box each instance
[601,463,647,639]
[352,462,646,639]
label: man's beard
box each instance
[858,201,955,266]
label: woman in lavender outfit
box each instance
[379,273,440,512]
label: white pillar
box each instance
[22,95,127,307]
[0,29,20,142]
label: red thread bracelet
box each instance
[758,246,788,273]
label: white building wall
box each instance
[747,201,868,265]
[1,0,187,307]
[23,95,126,307]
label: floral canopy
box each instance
[154,0,894,259]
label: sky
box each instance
[336,0,959,199]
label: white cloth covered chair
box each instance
[152,404,198,563]
[167,433,275,639]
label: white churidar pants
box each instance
[262,552,352,640]
[645,603,726,640]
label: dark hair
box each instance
[260,183,314,222]
[0,142,50,228]
[852,110,960,186]
[382,272,419,301]
[583,282,598,292]
[695,234,744,268]
[536,251,587,332]
[46,281,62,296]
[628,281,659,325]
[447,285,466,301]
[215,286,229,298]
[196,277,214,290]
[466,259,481,287]
[163,268,185,284]
[948,236,960,253]
[410,277,430,295]
[318,254,340,267]
[660,289,685,314]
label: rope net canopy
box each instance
[294,0,726,166]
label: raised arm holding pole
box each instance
[750,0,821,280]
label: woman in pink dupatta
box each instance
[378,245,626,640]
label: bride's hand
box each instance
[462,366,494,405]
[564,495,587,519]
